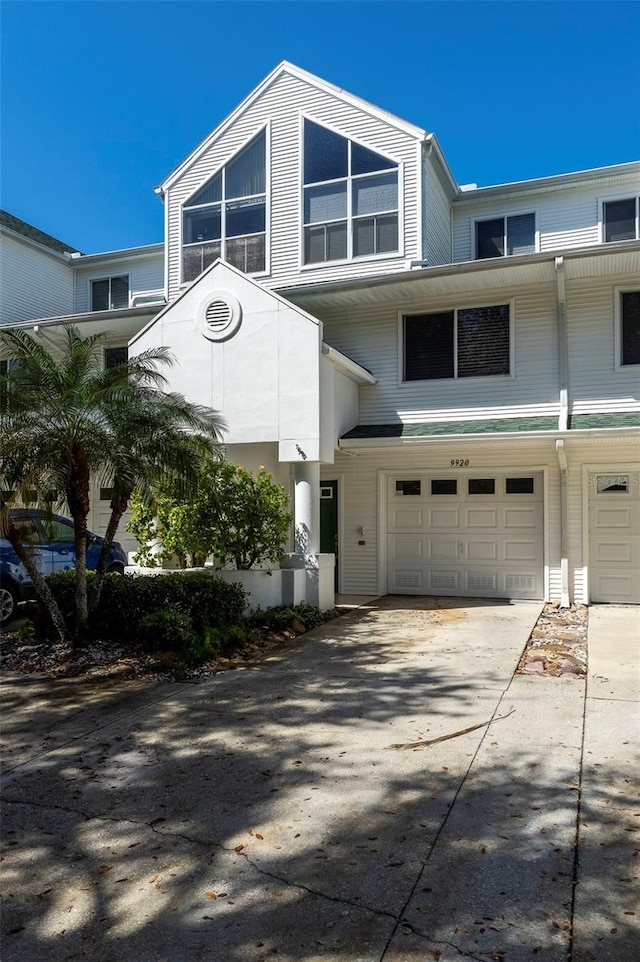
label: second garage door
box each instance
[388,472,544,600]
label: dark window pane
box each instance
[304,120,348,184]
[396,480,421,496]
[304,225,326,264]
[605,199,636,243]
[431,479,457,495]
[183,241,220,282]
[226,198,265,237]
[43,518,74,542]
[507,213,535,255]
[476,218,505,259]
[184,207,221,244]
[110,276,129,309]
[100,488,114,501]
[351,142,397,175]
[353,217,375,257]
[468,478,495,495]
[404,312,454,380]
[457,304,510,377]
[104,346,128,369]
[621,291,640,365]
[377,213,398,253]
[506,477,535,494]
[326,221,347,260]
[225,131,266,198]
[188,172,222,207]
[91,279,109,311]
[226,234,265,273]
[304,182,347,224]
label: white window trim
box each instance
[599,194,640,244]
[89,273,131,312]
[472,209,539,260]
[298,111,405,270]
[397,298,516,386]
[614,285,640,371]
[179,124,271,286]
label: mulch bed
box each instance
[517,602,588,678]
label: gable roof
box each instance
[157,61,429,194]
[0,209,81,255]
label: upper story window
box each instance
[620,291,640,366]
[91,276,129,311]
[603,198,639,243]
[303,120,399,265]
[475,213,535,259]
[403,304,511,381]
[104,346,128,370]
[182,130,266,283]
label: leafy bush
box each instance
[46,570,247,643]
[138,611,195,652]
[249,603,339,633]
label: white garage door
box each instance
[388,472,544,600]
[589,472,640,603]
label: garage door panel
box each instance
[388,471,543,600]
[592,506,636,530]
[589,474,640,604]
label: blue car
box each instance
[0,509,128,626]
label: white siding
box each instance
[424,152,453,266]
[567,275,640,414]
[165,71,421,300]
[331,439,561,599]
[452,173,640,263]
[74,253,164,313]
[319,283,560,424]
[0,234,74,325]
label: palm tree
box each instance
[0,326,224,643]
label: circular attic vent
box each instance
[197,291,242,342]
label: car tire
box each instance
[0,582,19,627]
[106,563,125,575]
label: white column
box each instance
[294,461,320,556]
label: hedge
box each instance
[45,570,247,643]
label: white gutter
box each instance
[69,243,164,265]
[1,306,160,332]
[555,256,569,432]
[339,426,639,450]
[322,344,377,384]
[555,439,571,608]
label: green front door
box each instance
[320,480,338,591]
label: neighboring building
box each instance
[2,62,639,605]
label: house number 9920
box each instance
[450,459,470,467]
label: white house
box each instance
[2,62,639,607]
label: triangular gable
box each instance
[157,61,428,195]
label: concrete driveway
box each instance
[1,597,638,962]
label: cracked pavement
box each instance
[1,597,638,961]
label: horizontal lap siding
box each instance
[333,440,561,598]
[424,154,452,265]
[74,254,164,313]
[568,275,640,414]
[452,175,640,262]
[166,73,420,301]
[319,283,560,423]
[0,236,74,324]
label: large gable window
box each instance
[91,276,129,311]
[603,198,639,243]
[475,214,535,259]
[403,304,511,381]
[303,120,399,265]
[182,130,266,282]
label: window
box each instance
[403,304,510,381]
[431,479,457,495]
[506,477,535,494]
[620,291,640,365]
[603,198,639,243]
[395,480,421,496]
[476,214,535,259]
[468,479,495,495]
[104,346,128,369]
[91,276,129,311]
[303,120,399,264]
[182,130,266,282]
[596,475,629,493]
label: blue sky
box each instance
[1,1,638,253]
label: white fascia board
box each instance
[339,427,640,451]
[453,161,640,203]
[128,257,322,347]
[71,243,164,266]
[423,134,459,198]
[322,343,377,385]
[158,61,428,194]
[0,225,75,264]
[1,307,158,332]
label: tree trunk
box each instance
[5,521,67,642]
[66,446,91,646]
[89,497,127,614]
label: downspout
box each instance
[555,438,571,608]
[555,256,569,431]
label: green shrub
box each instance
[248,602,339,633]
[46,570,247,643]
[138,611,195,652]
